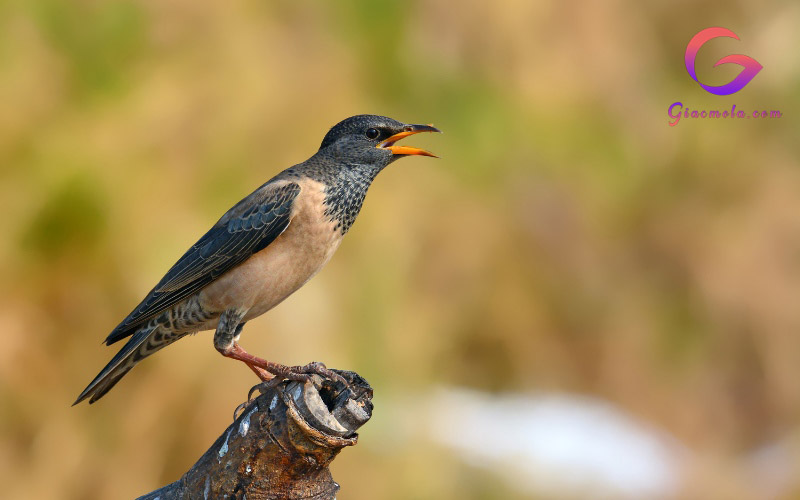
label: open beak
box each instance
[377,124,441,157]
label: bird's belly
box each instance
[242,230,342,319]
[199,185,343,323]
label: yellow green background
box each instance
[1,0,799,498]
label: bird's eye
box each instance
[365,128,380,140]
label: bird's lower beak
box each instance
[377,124,441,157]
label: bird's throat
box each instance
[322,166,378,235]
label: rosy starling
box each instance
[75,115,439,404]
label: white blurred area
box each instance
[426,388,685,499]
[377,387,800,499]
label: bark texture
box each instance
[138,369,373,499]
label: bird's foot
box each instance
[232,363,349,421]
[266,361,348,386]
[233,378,284,421]
[221,343,348,387]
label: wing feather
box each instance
[104,182,301,345]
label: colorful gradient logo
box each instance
[685,27,762,95]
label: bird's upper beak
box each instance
[377,124,441,157]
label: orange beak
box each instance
[377,124,441,157]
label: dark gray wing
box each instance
[104,182,301,345]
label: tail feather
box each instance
[104,321,140,346]
[75,323,179,405]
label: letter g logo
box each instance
[685,27,762,96]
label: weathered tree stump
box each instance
[138,369,373,499]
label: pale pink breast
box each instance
[199,179,343,322]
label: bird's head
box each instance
[319,114,440,170]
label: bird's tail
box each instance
[74,321,180,405]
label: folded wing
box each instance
[104,182,301,345]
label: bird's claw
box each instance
[289,361,349,387]
[249,378,284,400]
[266,361,349,387]
[233,379,283,421]
[233,362,350,421]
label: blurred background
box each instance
[1,0,799,498]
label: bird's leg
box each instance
[232,322,276,381]
[224,344,346,385]
[214,308,346,385]
[214,310,273,381]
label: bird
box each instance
[74,114,440,405]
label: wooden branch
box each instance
[138,369,373,500]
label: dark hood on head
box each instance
[319,114,403,150]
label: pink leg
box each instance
[221,343,345,384]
